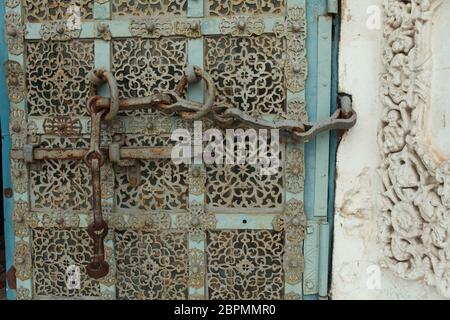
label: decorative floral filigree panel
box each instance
[26,41,95,117]
[112,38,187,115]
[30,160,92,211]
[24,0,94,22]
[208,0,285,16]
[115,160,188,211]
[112,0,187,17]
[207,230,284,300]
[32,229,101,298]
[205,36,285,117]
[206,141,283,209]
[115,230,188,300]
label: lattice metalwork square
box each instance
[115,230,189,300]
[115,160,188,211]
[207,230,284,300]
[112,0,187,17]
[208,0,286,16]
[112,38,187,115]
[205,140,284,209]
[26,41,95,117]
[205,36,285,117]
[30,160,92,212]
[24,0,94,22]
[32,228,101,298]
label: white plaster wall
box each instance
[331,0,445,300]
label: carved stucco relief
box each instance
[379,0,449,298]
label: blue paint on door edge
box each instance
[0,0,16,300]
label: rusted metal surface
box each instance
[11,147,174,161]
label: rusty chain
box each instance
[83,65,357,278]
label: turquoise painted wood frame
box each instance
[1,0,340,300]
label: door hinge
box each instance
[327,0,339,15]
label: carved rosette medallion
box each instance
[189,249,206,289]
[273,199,307,243]
[219,16,264,37]
[10,108,26,149]
[40,21,82,41]
[286,148,305,193]
[14,241,32,281]
[5,12,26,55]
[379,0,449,298]
[5,60,25,103]
[129,18,173,38]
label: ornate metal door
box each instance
[2,0,340,299]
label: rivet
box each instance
[56,217,65,225]
[189,21,200,31]
[16,257,24,265]
[237,20,246,31]
[56,25,65,34]
[292,23,302,33]
[292,64,301,74]
[146,122,154,131]
[191,217,200,227]
[146,22,155,32]
[7,27,17,37]
[306,280,314,289]
[192,168,201,178]
[97,23,107,33]
[11,123,21,133]
[291,217,301,226]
